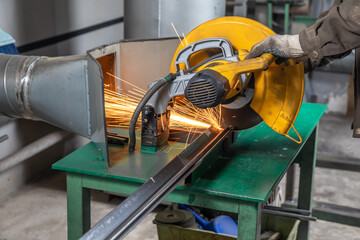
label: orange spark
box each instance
[170,113,211,128]
[182,33,188,46]
[104,72,222,132]
[171,22,184,47]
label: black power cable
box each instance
[129,73,177,152]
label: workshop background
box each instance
[0,0,359,239]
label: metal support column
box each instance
[285,164,296,201]
[267,1,273,29]
[284,2,290,34]
[238,201,262,240]
[67,173,91,240]
[296,126,318,240]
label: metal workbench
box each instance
[53,103,326,240]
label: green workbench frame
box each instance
[53,103,326,240]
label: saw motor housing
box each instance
[141,17,304,151]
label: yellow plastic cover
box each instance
[170,17,304,143]
[251,61,304,142]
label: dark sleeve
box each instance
[299,0,360,70]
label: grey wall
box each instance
[0,120,89,199]
[0,0,124,56]
[0,0,123,197]
[124,0,225,40]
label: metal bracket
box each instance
[174,37,238,72]
[353,48,360,137]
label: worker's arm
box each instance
[247,0,360,72]
[300,0,360,71]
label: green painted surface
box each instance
[267,2,273,29]
[53,139,186,183]
[297,128,318,240]
[294,15,317,24]
[190,104,325,202]
[141,145,157,153]
[67,173,90,240]
[284,2,290,34]
[53,103,326,203]
[238,201,261,240]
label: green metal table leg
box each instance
[284,2,290,34]
[296,126,318,240]
[238,201,262,240]
[67,172,91,240]
[267,1,273,29]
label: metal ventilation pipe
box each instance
[0,52,108,160]
[124,0,226,39]
[0,54,92,138]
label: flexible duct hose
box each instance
[129,73,177,152]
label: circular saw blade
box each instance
[220,88,262,130]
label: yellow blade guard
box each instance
[170,17,304,143]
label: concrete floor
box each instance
[1,113,360,240]
[0,171,163,240]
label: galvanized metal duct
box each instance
[0,53,108,160]
[0,54,90,137]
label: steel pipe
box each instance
[81,127,231,240]
[0,130,71,173]
[262,206,317,222]
[0,134,8,143]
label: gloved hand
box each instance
[246,34,306,60]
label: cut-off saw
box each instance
[129,17,304,152]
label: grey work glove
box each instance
[246,34,306,60]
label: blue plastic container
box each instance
[0,28,18,54]
[178,204,238,236]
[0,43,18,54]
